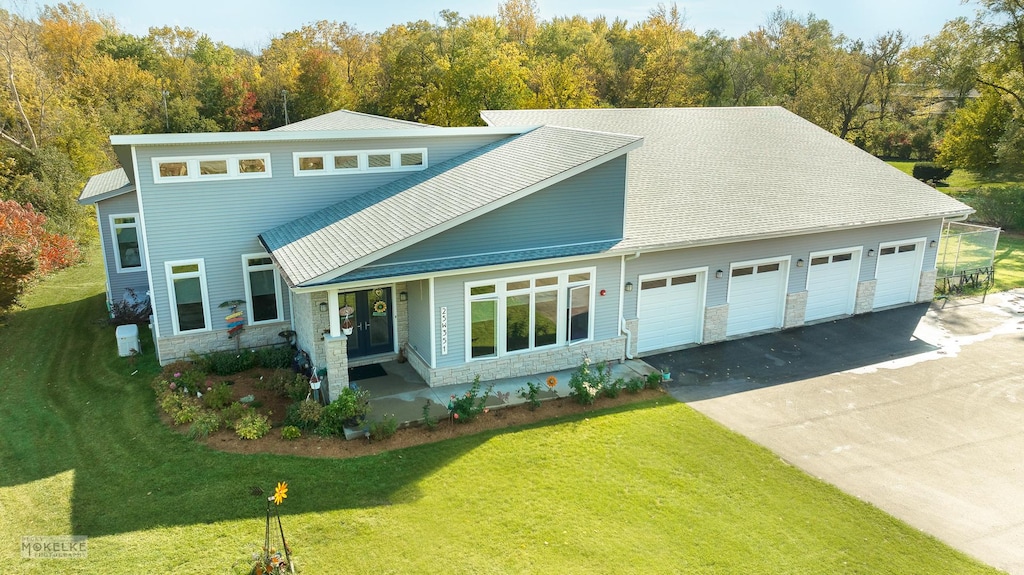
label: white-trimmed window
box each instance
[242,254,283,324]
[109,214,145,272]
[466,269,594,360]
[165,259,211,334]
[292,148,427,177]
[153,154,272,183]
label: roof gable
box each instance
[271,109,434,131]
[260,125,643,287]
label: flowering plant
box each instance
[568,355,611,405]
[447,377,493,423]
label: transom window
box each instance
[467,270,594,360]
[153,154,271,183]
[165,259,210,334]
[242,254,283,324]
[292,149,428,177]
[109,214,145,273]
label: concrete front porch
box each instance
[352,358,656,428]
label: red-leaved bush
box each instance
[0,200,80,312]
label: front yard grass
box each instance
[0,247,1002,574]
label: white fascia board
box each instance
[296,136,645,287]
[110,125,535,146]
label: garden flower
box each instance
[169,382,176,391]
[546,376,557,389]
[173,372,181,378]
[453,413,459,420]
[273,481,288,505]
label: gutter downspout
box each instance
[619,251,641,360]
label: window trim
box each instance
[109,213,146,273]
[464,267,595,361]
[165,258,211,335]
[241,253,284,326]
[152,153,272,184]
[292,148,428,177]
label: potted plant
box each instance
[339,305,355,336]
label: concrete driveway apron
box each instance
[649,291,1024,574]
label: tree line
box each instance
[1,0,1022,312]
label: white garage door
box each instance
[805,249,860,321]
[637,271,704,353]
[727,260,788,337]
[874,241,924,308]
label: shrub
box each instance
[158,361,205,393]
[235,412,271,440]
[568,357,611,405]
[518,381,542,410]
[159,390,186,416]
[284,373,310,402]
[912,162,953,183]
[109,288,152,326]
[280,425,302,441]
[447,378,493,423]
[421,400,438,430]
[193,349,256,376]
[602,378,624,399]
[220,401,251,429]
[624,376,645,394]
[284,399,322,430]
[0,200,79,315]
[253,345,294,369]
[369,415,399,441]
[188,411,221,439]
[319,387,371,436]
[172,400,202,425]
[202,382,234,410]
[967,185,1024,230]
[645,372,664,390]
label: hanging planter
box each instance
[339,305,355,336]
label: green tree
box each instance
[937,89,1013,170]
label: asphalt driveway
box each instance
[648,291,1024,574]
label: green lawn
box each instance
[886,160,1022,194]
[0,248,1002,574]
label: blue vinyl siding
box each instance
[96,192,150,303]
[622,219,943,318]
[430,256,622,369]
[138,133,505,338]
[375,156,627,267]
[405,279,432,364]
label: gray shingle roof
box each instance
[481,107,973,250]
[260,125,643,287]
[271,109,433,131]
[78,168,134,204]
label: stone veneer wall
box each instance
[291,291,317,365]
[156,321,289,364]
[703,304,729,344]
[324,335,348,402]
[917,269,938,303]
[783,291,808,329]
[853,280,877,314]
[395,281,409,352]
[424,337,625,387]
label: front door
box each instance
[339,287,394,358]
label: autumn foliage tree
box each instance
[0,199,78,313]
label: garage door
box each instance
[805,249,860,321]
[874,241,924,308]
[637,271,704,353]
[727,260,788,336]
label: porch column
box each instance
[324,334,349,402]
[328,289,340,337]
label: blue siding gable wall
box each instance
[372,155,627,269]
[135,133,507,339]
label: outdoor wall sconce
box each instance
[318,302,328,313]
[624,282,634,292]
[399,291,408,302]
[796,259,805,267]
[929,240,937,248]
[715,269,724,279]
[867,249,876,257]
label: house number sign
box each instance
[440,306,448,355]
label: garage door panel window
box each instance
[811,256,829,266]
[898,244,916,253]
[641,279,667,289]
[732,267,753,277]
[880,246,897,255]
[467,270,594,359]
[757,263,780,273]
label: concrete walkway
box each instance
[354,358,655,427]
[649,290,1024,574]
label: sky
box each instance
[70,0,977,51]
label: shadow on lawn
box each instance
[1,293,663,536]
[651,303,937,402]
